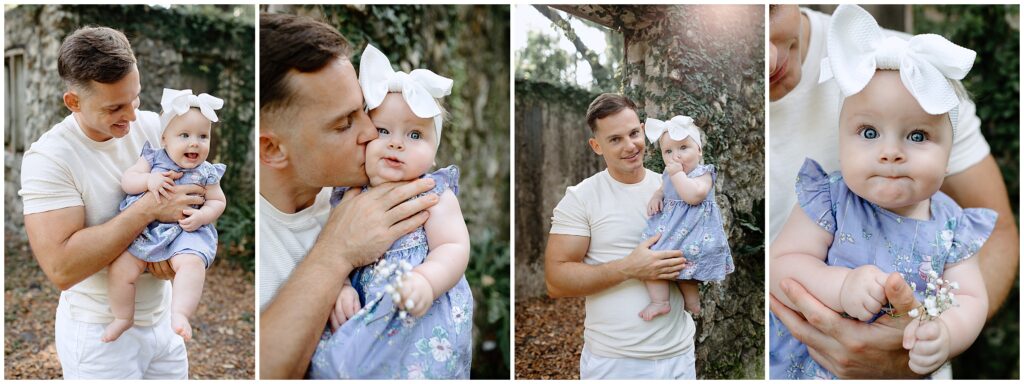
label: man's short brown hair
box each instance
[57,26,136,91]
[260,12,351,111]
[586,93,638,134]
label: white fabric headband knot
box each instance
[645,115,702,149]
[819,4,975,132]
[359,44,453,143]
[159,88,224,129]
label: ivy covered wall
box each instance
[559,5,766,379]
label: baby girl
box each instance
[769,5,994,379]
[639,115,733,320]
[307,44,474,379]
[104,89,227,343]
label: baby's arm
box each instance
[770,202,884,317]
[668,172,713,205]
[329,279,361,332]
[399,189,470,317]
[179,183,227,232]
[646,188,664,216]
[903,257,987,374]
[122,157,175,201]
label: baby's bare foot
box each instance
[172,313,193,342]
[101,318,133,343]
[639,301,671,321]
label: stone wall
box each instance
[513,80,603,300]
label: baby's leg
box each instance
[639,280,672,321]
[678,280,701,315]
[103,251,147,342]
[169,253,207,342]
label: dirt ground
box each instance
[4,235,255,379]
[514,296,585,379]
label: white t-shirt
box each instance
[550,169,695,360]
[768,8,990,241]
[19,111,170,326]
[258,188,332,312]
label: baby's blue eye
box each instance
[908,131,926,142]
[377,128,389,135]
[860,127,878,139]
[665,149,672,154]
[410,131,421,140]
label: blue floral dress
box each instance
[768,158,996,379]
[308,165,473,379]
[640,164,734,282]
[119,142,226,268]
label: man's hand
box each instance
[839,265,888,321]
[903,318,951,375]
[146,171,175,203]
[146,260,175,280]
[316,179,439,273]
[770,273,924,379]
[140,181,206,223]
[616,233,686,281]
[329,284,362,332]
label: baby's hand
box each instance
[330,284,362,332]
[147,172,175,203]
[839,264,888,321]
[664,161,684,176]
[647,194,663,216]
[903,318,951,375]
[397,270,434,318]
[178,208,205,232]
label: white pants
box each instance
[580,343,696,379]
[54,293,188,379]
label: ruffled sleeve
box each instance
[686,163,716,182]
[140,141,160,166]
[204,163,227,185]
[795,158,837,235]
[426,165,460,196]
[945,207,998,264]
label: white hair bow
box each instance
[645,115,702,149]
[359,44,453,141]
[819,4,975,121]
[159,88,224,129]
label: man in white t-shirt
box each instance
[768,5,1018,378]
[257,13,438,379]
[19,27,206,379]
[545,94,694,379]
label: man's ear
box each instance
[63,91,80,113]
[259,131,288,169]
[588,137,602,156]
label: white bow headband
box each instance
[359,44,453,144]
[645,115,702,149]
[159,88,224,129]
[819,4,975,132]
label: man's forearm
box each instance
[979,217,1017,319]
[27,202,154,290]
[546,259,630,298]
[259,243,351,379]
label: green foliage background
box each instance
[914,4,1020,379]
[262,5,511,378]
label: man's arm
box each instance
[544,233,686,298]
[940,155,1018,319]
[259,179,438,379]
[24,184,205,290]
